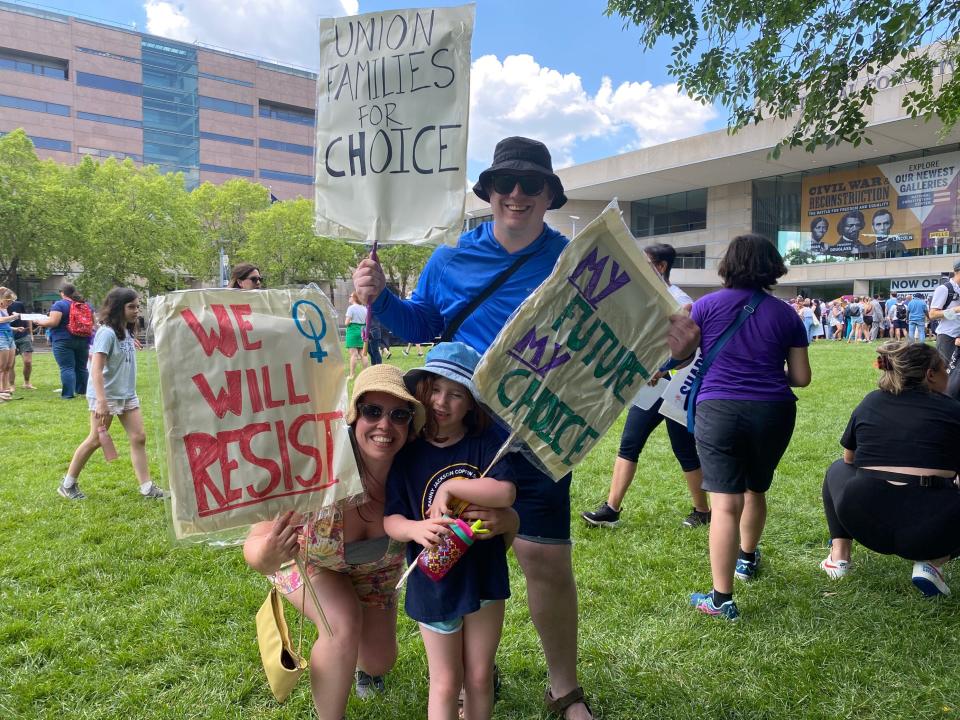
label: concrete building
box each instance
[467,60,960,299]
[0,0,317,200]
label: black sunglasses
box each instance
[357,403,413,425]
[490,174,546,197]
[244,275,263,285]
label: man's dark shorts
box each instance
[14,334,33,355]
[694,399,796,494]
[509,452,572,544]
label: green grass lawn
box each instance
[3,341,959,719]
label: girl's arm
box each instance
[384,513,453,549]
[785,346,812,388]
[429,477,516,517]
[89,352,109,421]
[0,313,17,324]
[243,511,302,575]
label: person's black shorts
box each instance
[694,399,796,494]
[863,316,873,326]
[509,453,572,544]
[618,401,700,472]
[14,334,33,355]
[894,319,908,330]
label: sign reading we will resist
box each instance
[152,288,363,542]
[314,4,475,245]
[473,205,681,481]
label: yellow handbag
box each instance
[256,585,307,702]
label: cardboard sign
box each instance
[473,204,681,481]
[314,4,475,245]
[151,287,363,542]
[658,350,702,427]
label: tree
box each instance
[74,158,199,299]
[605,0,960,156]
[377,244,434,297]
[188,179,271,281]
[0,130,76,287]
[242,198,354,286]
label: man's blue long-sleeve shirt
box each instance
[372,222,568,353]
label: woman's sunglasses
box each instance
[244,275,263,285]
[490,173,546,197]
[357,403,413,425]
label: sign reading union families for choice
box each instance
[152,288,363,542]
[315,5,475,245]
[473,205,681,481]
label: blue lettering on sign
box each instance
[292,300,328,363]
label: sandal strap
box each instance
[544,686,586,713]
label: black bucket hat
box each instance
[473,136,567,210]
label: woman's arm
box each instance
[34,310,62,328]
[429,477,516,517]
[243,512,302,575]
[843,448,855,464]
[786,346,812,388]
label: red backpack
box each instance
[66,300,94,337]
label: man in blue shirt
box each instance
[354,137,699,719]
[906,293,930,342]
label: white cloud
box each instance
[144,0,358,69]
[469,54,717,167]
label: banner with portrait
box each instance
[151,287,363,543]
[472,203,681,481]
[794,150,960,258]
[314,4,475,246]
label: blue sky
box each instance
[28,0,724,172]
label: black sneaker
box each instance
[682,508,711,528]
[581,502,620,527]
[355,670,385,699]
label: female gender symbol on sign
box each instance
[292,300,328,363]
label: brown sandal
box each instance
[544,686,593,718]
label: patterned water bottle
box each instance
[417,519,484,582]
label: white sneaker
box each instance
[820,555,850,579]
[912,562,950,597]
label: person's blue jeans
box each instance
[909,321,926,342]
[804,319,815,344]
[52,336,89,398]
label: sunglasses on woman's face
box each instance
[358,403,413,425]
[490,173,546,197]
[245,275,263,285]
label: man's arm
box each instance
[353,257,445,343]
[929,285,950,320]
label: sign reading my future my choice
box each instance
[473,204,681,481]
[314,5,475,245]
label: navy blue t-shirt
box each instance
[385,429,512,624]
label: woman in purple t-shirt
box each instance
[688,234,811,621]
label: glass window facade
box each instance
[78,146,143,163]
[0,131,69,152]
[0,93,69,116]
[77,111,142,128]
[76,71,142,96]
[141,40,199,188]
[200,131,254,146]
[631,189,707,237]
[200,163,254,177]
[259,138,313,156]
[259,100,315,126]
[0,48,68,79]
[199,95,253,117]
[259,168,314,185]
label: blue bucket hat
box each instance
[404,342,482,402]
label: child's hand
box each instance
[410,517,453,549]
[460,505,518,539]
[428,484,455,518]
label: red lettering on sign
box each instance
[192,370,243,419]
[181,305,238,358]
[230,304,262,350]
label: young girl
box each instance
[57,287,165,500]
[0,288,20,401]
[384,342,517,720]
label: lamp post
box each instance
[569,215,580,237]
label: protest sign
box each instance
[314,4,475,245]
[658,351,702,427]
[151,287,363,542]
[473,204,681,480]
